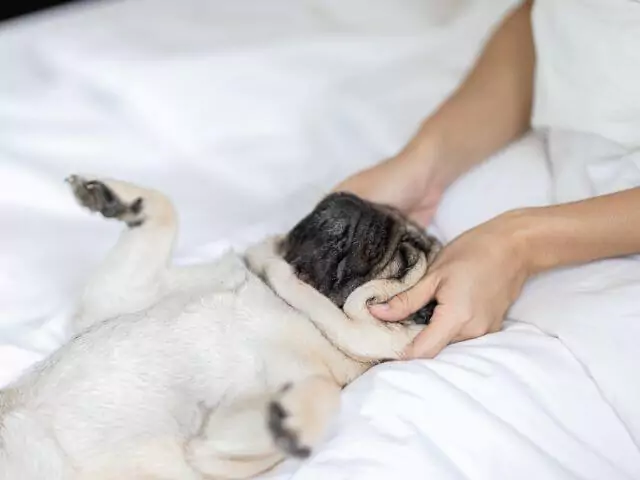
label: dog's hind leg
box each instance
[66,175,177,332]
[267,376,341,460]
[186,396,285,479]
[76,438,202,480]
[187,452,281,480]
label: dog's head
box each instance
[279,192,440,324]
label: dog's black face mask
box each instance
[280,192,439,325]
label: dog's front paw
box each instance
[66,175,145,227]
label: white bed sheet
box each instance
[1,1,640,479]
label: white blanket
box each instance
[1,1,640,479]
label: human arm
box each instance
[334,0,535,225]
[373,187,640,358]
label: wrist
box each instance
[395,126,452,197]
[497,207,560,277]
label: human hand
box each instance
[332,151,445,227]
[370,211,532,358]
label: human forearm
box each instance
[509,187,640,275]
[332,2,536,228]
[401,0,535,188]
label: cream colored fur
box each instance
[0,176,428,480]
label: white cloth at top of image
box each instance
[532,0,640,204]
[531,0,640,151]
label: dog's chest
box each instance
[127,252,359,392]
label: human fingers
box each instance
[403,307,462,359]
[369,274,438,322]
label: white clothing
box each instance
[531,0,640,203]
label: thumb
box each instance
[369,274,438,322]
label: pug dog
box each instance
[0,175,440,480]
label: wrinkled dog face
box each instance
[280,192,441,324]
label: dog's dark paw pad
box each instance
[410,300,437,325]
[267,400,311,459]
[66,175,145,227]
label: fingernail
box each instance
[373,303,390,311]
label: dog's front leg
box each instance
[66,175,177,332]
[265,259,422,362]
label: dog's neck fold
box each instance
[244,236,428,364]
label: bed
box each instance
[1,1,640,478]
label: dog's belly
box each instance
[2,252,342,477]
[9,303,239,458]
[11,275,324,469]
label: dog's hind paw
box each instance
[268,390,311,459]
[66,175,145,227]
[267,377,340,459]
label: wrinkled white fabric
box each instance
[434,129,640,462]
[1,1,640,479]
[532,0,640,151]
[532,0,640,205]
